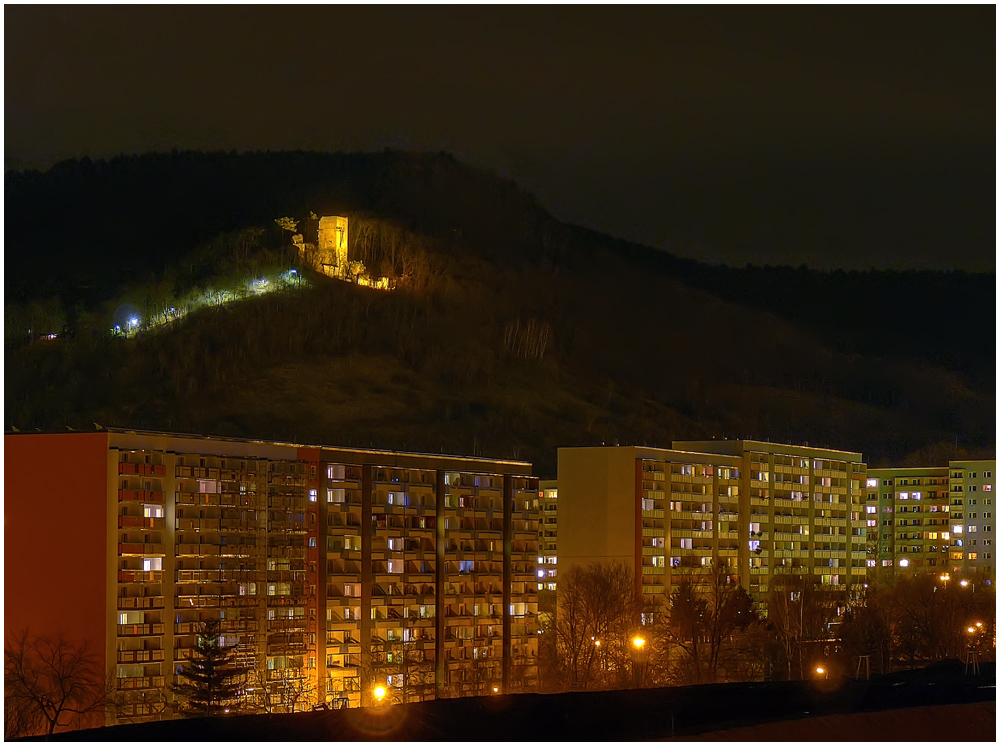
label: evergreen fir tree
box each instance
[173,620,245,717]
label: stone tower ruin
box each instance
[317,216,349,278]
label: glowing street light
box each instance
[632,636,646,650]
[967,627,976,634]
[960,579,970,588]
[373,685,386,703]
[492,686,499,693]
[815,666,825,675]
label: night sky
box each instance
[5,6,994,271]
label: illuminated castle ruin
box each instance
[317,215,349,278]
[296,215,390,290]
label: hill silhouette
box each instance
[4,151,994,475]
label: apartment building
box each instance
[5,430,539,724]
[558,441,867,611]
[537,480,558,592]
[867,460,995,582]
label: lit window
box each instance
[142,557,162,572]
[898,558,910,567]
[309,489,318,502]
[866,478,878,488]
[866,506,877,514]
[954,526,964,534]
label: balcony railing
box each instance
[118,489,164,503]
[117,675,166,690]
[117,649,166,663]
[117,597,165,610]
[118,570,163,583]
[117,623,165,637]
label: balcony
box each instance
[117,597,165,610]
[176,543,220,556]
[118,516,165,530]
[117,649,166,663]
[117,623,165,637]
[118,570,163,583]
[118,489,164,503]
[117,675,166,690]
[118,543,166,556]
[118,462,166,476]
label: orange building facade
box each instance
[4,430,540,725]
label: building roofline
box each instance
[6,427,533,468]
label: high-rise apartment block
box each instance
[537,480,558,592]
[558,441,868,610]
[866,460,995,582]
[5,430,540,723]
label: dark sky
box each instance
[5,6,995,271]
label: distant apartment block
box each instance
[5,430,540,724]
[866,459,995,582]
[537,480,558,592]
[558,441,868,610]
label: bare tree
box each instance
[555,561,641,690]
[4,629,114,736]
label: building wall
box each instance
[559,442,867,614]
[947,460,995,578]
[6,431,538,725]
[866,461,995,583]
[556,447,639,579]
[865,466,950,582]
[537,480,558,592]
[4,433,110,728]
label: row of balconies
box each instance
[118,489,164,503]
[117,675,166,690]
[118,515,165,530]
[117,649,166,663]
[118,570,163,583]
[119,542,166,556]
[119,462,167,476]
[118,596,164,610]
[174,621,259,635]
[118,623,166,637]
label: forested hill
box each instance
[4,151,995,475]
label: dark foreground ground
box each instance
[46,660,995,741]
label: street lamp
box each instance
[631,635,648,687]
[373,685,386,703]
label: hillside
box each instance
[4,151,995,476]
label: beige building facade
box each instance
[867,460,995,582]
[558,441,868,611]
